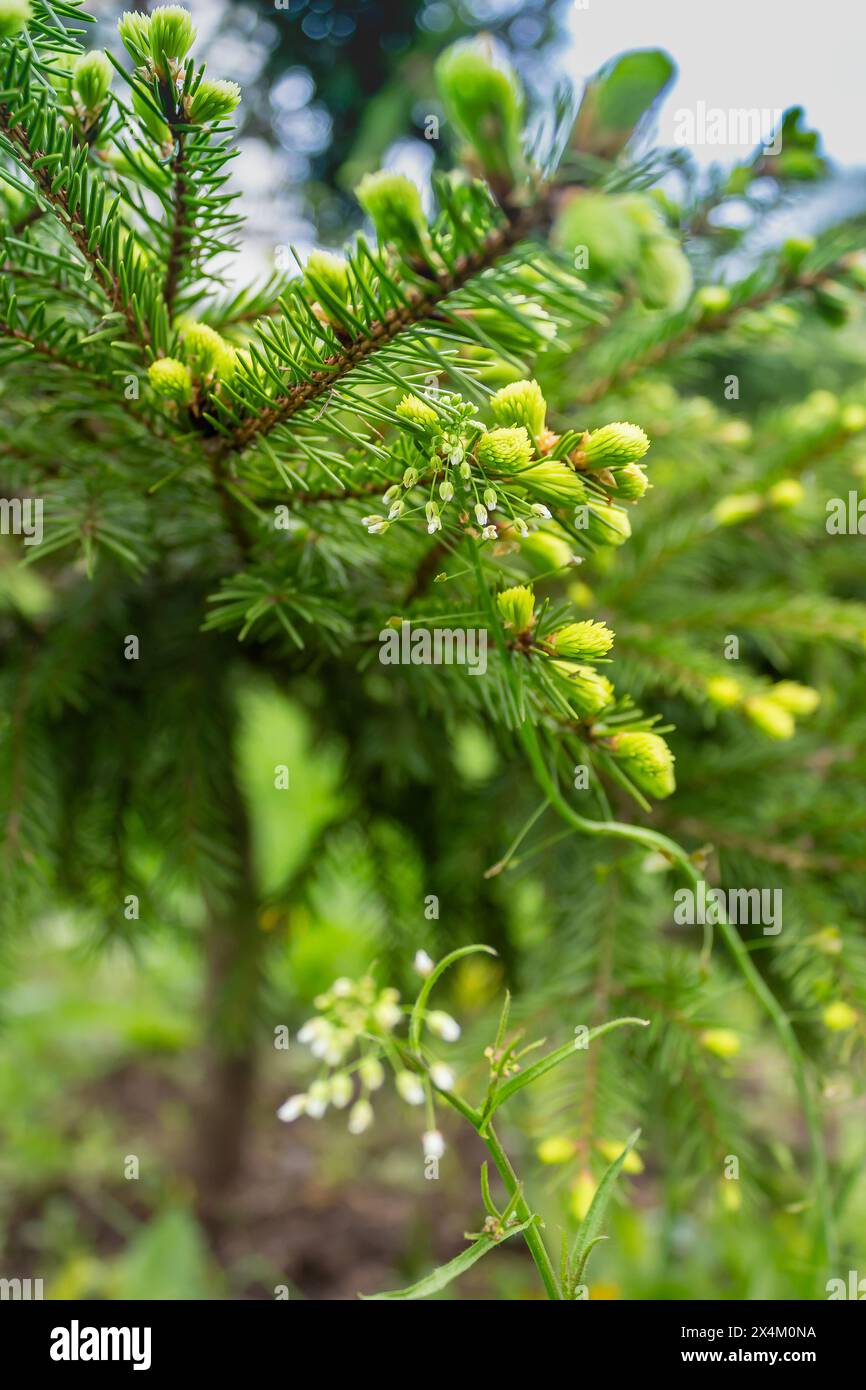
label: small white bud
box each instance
[359,1055,385,1090]
[414,949,435,976]
[427,1010,461,1042]
[396,1070,425,1106]
[530,503,552,519]
[306,1079,330,1119]
[329,1072,353,1108]
[422,1129,446,1159]
[277,1094,307,1123]
[430,1062,455,1091]
[474,503,488,526]
[348,1098,374,1134]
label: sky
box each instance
[560,0,864,166]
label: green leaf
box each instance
[571,1129,641,1289]
[360,1219,532,1300]
[482,1017,649,1121]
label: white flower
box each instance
[306,1079,330,1119]
[474,503,488,526]
[430,1062,455,1091]
[427,1010,461,1042]
[329,1072,353,1108]
[482,525,497,539]
[422,1129,445,1159]
[373,991,402,1031]
[414,949,434,977]
[332,977,353,997]
[365,518,389,535]
[359,1055,385,1090]
[297,1018,321,1046]
[396,1070,425,1106]
[530,503,552,519]
[277,1094,307,1123]
[348,1098,374,1134]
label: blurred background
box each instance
[3,0,866,1301]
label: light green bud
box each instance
[497,584,535,633]
[551,661,614,716]
[147,6,196,79]
[396,393,439,433]
[769,681,820,716]
[117,10,152,66]
[615,463,650,499]
[546,620,614,661]
[147,356,192,404]
[585,501,631,546]
[489,378,547,438]
[609,731,676,798]
[434,37,524,180]
[357,171,429,258]
[475,426,534,472]
[72,51,113,110]
[583,421,650,468]
[744,695,795,740]
[0,0,32,38]
[521,462,587,506]
[181,322,236,382]
[186,77,241,124]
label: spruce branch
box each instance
[220,199,552,459]
[577,264,841,403]
[0,108,151,348]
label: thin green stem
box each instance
[482,1123,562,1300]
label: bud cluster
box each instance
[118,8,241,128]
[363,379,652,547]
[277,960,461,1156]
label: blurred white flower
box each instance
[430,1062,455,1091]
[329,1072,353,1108]
[306,1079,330,1118]
[427,1010,461,1042]
[396,1070,425,1105]
[414,949,434,977]
[348,1098,374,1134]
[277,1094,307,1123]
[422,1129,445,1159]
[373,988,402,1031]
[359,1055,385,1090]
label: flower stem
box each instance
[480,1123,562,1300]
